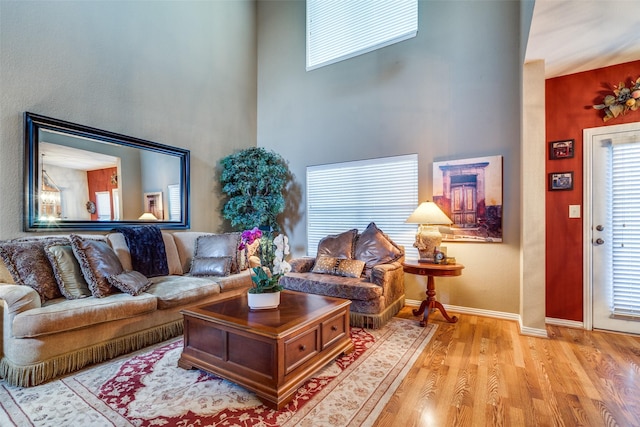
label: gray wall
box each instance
[0,0,257,238]
[257,0,523,313]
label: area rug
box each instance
[0,318,436,427]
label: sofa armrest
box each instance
[289,257,316,273]
[370,261,404,288]
[0,284,41,317]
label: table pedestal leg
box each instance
[411,275,459,327]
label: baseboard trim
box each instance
[545,317,585,329]
[404,299,549,337]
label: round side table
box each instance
[402,260,464,327]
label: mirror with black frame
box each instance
[24,112,190,231]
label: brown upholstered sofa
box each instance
[280,223,405,329]
[0,230,256,387]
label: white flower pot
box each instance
[247,291,281,310]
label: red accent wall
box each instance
[545,60,640,321]
[87,167,118,221]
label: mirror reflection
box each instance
[25,113,190,231]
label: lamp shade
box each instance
[405,201,452,225]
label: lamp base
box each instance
[413,225,442,262]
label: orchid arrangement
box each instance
[593,77,640,122]
[240,227,291,294]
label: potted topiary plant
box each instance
[219,147,289,232]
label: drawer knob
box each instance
[299,345,306,351]
[331,325,338,331]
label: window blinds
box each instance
[168,184,181,222]
[610,138,640,318]
[306,0,418,71]
[306,154,418,256]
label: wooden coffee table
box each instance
[178,290,354,409]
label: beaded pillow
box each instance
[312,255,366,279]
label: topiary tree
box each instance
[219,147,289,232]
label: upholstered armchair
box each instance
[279,223,405,328]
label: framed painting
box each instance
[433,155,503,242]
[549,139,574,159]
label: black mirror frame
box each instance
[24,112,190,231]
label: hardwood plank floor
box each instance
[373,306,640,427]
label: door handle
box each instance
[594,238,605,245]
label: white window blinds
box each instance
[306,0,418,71]
[168,184,181,222]
[306,154,418,256]
[610,138,640,318]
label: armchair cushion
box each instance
[316,229,358,258]
[355,222,403,275]
[279,272,382,301]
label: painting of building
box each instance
[433,155,503,242]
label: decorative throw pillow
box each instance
[311,255,366,278]
[70,234,124,298]
[354,222,403,270]
[189,256,233,277]
[44,243,92,299]
[0,238,68,302]
[195,233,241,274]
[316,229,358,259]
[107,270,152,296]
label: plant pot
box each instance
[247,291,281,310]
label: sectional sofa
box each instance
[0,229,255,387]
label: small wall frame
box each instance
[549,171,574,191]
[549,139,574,160]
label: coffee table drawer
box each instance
[285,327,319,373]
[322,311,348,349]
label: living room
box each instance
[1,0,640,425]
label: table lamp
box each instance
[405,201,453,262]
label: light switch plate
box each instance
[569,205,581,218]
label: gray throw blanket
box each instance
[114,225,169,277]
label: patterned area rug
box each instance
[1,318,436,427]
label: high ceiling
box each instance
[526,0,640,78]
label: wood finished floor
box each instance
[373,306,640,427]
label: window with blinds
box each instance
[168,184,181,222]
[306,154,418,256]
[306,0,418,71]
[610,139,640,318]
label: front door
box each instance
[585,122,640,334]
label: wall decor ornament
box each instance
[593,77,640,122]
